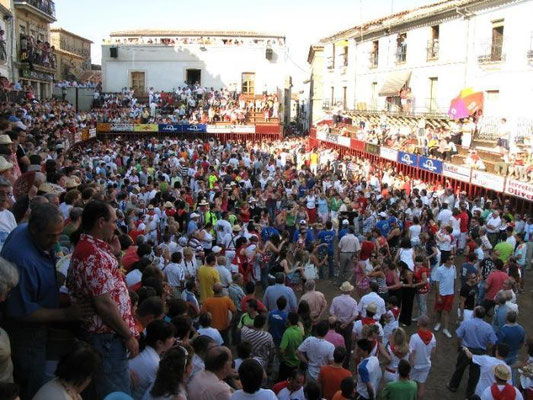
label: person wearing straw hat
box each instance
[330,281,359,369]
[480,364,523,400]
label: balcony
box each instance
[478,42,505,64]
[528,49,533,60]
[426,40,439,61]
[369,52,378,68]
[14,0,56,23]
[395,46,407,64]
[326,56,334,70]
[18,34,56,71]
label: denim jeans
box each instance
[6,321,48,400]
[415,292,428,317]
[83,332,131,398]
[477,280,486,306]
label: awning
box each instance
[378,71,411,97]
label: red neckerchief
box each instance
[417,329,433,345]
[362,317,375,325]
[390,306,400,319]
[390,343,404,358]
[490,383,516,400]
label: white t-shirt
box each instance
[0,210,16,251]
[125,269,142,288]
[480,384,523,400]
[357,292,386,320]
[128,346,160,400]
[231,388,277,400]
[437,209,452,225]
[276,386,305,400]
[215,265,233,290]
[297,337,334,380]
[409,224,421,243]
[164,262,186,288]
[356,356,382,399]
[434,265,456,296]
[472,355,511,397]
[197,327,224,345]
[409,332,436,369]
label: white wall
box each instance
[101,43,287,94]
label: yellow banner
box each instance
[133,124,159,132]
[335,40,349,47]
[96,123,110,132]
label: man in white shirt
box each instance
[480,364,523,400]
[486,210,502,247]
[337,226,360,286]
[214,253,232,295]
[352,303,384,340]
[296,320,334,381]
[433,256,457,338]
[357,282,386,321]
[409,316,436,400]
[436,203,453,226]
[164,252,186,290]
[462,344,511,398]
[275,369,306,400]
[356,338,382,400]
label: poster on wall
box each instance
[418,156,443,174]
[397,151,418,166]
[110,123,134,132]
[504,179,533,201]
[338,136,350,148]
[443,163,471,182]
[159,124,182,133]
[365,143,380,155]
[89,128,97,138]
[471,170,505,192]
[134,124,159,132]
[326,133,338,144]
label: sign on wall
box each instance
[110,123,134,132]
[380,147,398,162]
[397,151,418,166]
[418,156,443,174]
[158,124,182,133]
[365,143,380,155]
[134,124,159,132]
[504,179,533,201]
[470,170,505,192]
[206,124,255,133]
[443,163,471,182]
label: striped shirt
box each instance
[240,326,275,368]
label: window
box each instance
[130,71,145,94]
[343,87,347,110]
[484,90,500,115]
[371,82,378,110]
[428,25,439,60]
[429,77,438,112]
[332,44,335,69]
[241,72,255,94]
[19,25,26,35]
[370,40,379,67]
[396,33,407,63]
[491,20,504,61]
[330,87,334,107]
[343,46,348,67]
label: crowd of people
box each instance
[325,113,533,181]
[0,91,530,400]
[92,85,280,126]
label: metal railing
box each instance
[14,0,55,18]
[478,42,505,63]
[19,34,56,69]
[427,40,439,61]
[396,46,407,63]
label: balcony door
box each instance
[130,71,145,95]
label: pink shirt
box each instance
[325,329,346,348]
[329,294,358,324]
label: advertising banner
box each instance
[159,124,182,133]
[110,123,134,132]
[397,151,418,167]
[365,143,380,155]
[504,179,533,201]
[317,131,327,141]
[471,170,505,192]
[256,124,281,134]
[183,124,206,133]
[443,163,471,182]
[96,123,110,132]
[351,139,365,152]
[338,136,351,148]
[418,156,443,174]
[206,124,254,133]
[380,147,398,162]
[326,133,338,144]
[134,124,159,132]
[81,129,90,141]
[89,128,97,138]
[74,131,82,143]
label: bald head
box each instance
[205,345,232,377]
[213,282,223,295]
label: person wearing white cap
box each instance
[187,212,200,237]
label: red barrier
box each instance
[255,124,281,134]
[351,139,365,152]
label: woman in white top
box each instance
[143,345,192,400]
[409,217,422,247]
[395,237,415,271]
[384,328,411,383]
[130,320,176,400]
[182,247,198,280]
[198,223,213,251]
[33,342,102,400]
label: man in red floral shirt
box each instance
[67,200,139,398]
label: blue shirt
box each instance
[187,220,198,236]
[268,309,288,345]
[263,284,297,313]
[375,220,390,237]
[318,229,336,255]
[292,229,314,248]
[456,317,497,350]
[317,198,329,214]
[261,226,279,243]
[1,224,59,319]
[498,324,525,362]
[338,228,349,240]
[492,305,509,336]
[460,263,478,287]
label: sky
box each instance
[53,0,436,88]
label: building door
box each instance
[131,71,145,95]
[241,72,255,95]
[429,77,438,113]
[186,69,201,85]
[343,87,347,110]
[491,20,504,61]
[371,82,377,111]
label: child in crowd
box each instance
[382,296,400,347]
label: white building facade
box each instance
[316,0,533,136]
[101,30,287,97]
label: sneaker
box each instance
[412,317,419,322]
[443,329,452,338]
[434,323,441,332]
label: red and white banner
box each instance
[504,179,533,201]
[443,163,472,183]
[471,170,505,192]
[338,136,350,148]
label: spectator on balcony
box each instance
[495,150,511,176]
[461,117,475,149]
[465,150,486,171]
